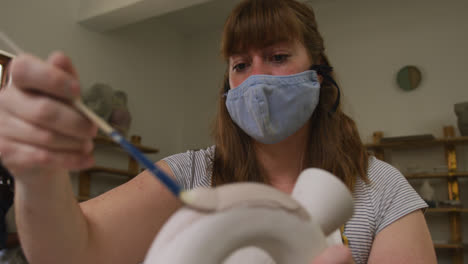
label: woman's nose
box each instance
[250,57,271,76]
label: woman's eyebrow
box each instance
[264,42,293,52]
[229,54,248,63]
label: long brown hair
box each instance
[211,0,368,191]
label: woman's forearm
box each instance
[15,169,91,264]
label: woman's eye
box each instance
[233,63,247,72]
[271,54,290,63]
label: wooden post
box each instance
[443,126,455,138]
[443,126,463,264]
[372,131,385,160]
[128,135,141,177]
[444,126,457,172]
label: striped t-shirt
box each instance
[163,146,427,263]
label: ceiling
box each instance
[151,0,242,35]
[79,0,314,35]
[128,0,314,36]
[78,0,241,33]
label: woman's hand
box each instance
[311,245,354,264]
[0,52,97,181]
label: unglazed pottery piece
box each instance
[144,168,354,264]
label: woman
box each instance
[0,0,436,263]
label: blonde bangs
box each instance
[221,0,304,60]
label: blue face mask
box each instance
[225,69,322,144]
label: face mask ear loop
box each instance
[310,65,341,116]
[322,74,341,115]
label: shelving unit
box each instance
[78,135,159,201]
[366,126,467,264]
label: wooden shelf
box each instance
[434,243,464,249]
[85,166,137,178]
[405,172,468,179]
[366,136,468,150]
[427,208,468,213]
[94,135,159,154]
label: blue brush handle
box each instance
[110,131,182,196]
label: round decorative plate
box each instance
[397,65,422,91]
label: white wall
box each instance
[311,0,468,141]
[180,29,225,150]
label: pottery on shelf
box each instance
[454,102,468,136]
[419,180,435,202]
[83,83,132,137]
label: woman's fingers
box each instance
[10,53,80,101]
[0,52,97,175]
[311,245,353,264]
[45,51,99,138]
[0,86,96,140]
[47,51,79,79]
[0,110,93,153]
[0,138,95,174]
